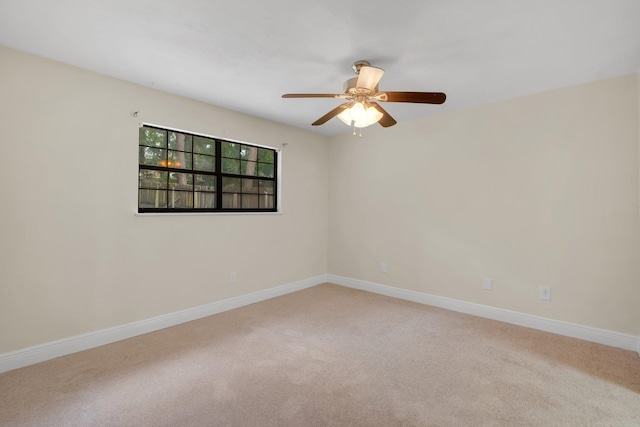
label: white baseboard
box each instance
[328,274,640,355]
[0,275,328,374]
[2,274,637,374]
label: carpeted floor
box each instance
[1,283,639,426]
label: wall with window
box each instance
[0,45,329,353]
[328,73,640,336]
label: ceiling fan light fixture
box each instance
[282,60,446,130]
[337,102,383,128]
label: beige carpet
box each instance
[1,284,639,426]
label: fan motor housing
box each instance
[343,77,377,95]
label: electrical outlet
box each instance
[381,263,387,273]
[483,278,492,291]
[230,272,237,284]
[539,286,551,301]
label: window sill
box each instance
[135,211,282,217]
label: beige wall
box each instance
[328,73,640,335]
[0,46,329,353]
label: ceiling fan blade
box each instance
[356,66,384,91]
[379,91,446,104]
[282,93,343,98]
[312,102,351,126]
[370,102,397,127]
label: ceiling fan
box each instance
[282,60,446,132]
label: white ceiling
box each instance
[1,0,639,136]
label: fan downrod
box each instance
[351,60,371,74]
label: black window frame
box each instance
[138,124,278,213]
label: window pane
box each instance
[139,127,166,148]
[194,192,216,209]
[257,163,274,178]
[258,148,274,163]
[167,190,192,209]
[259,194,275,209]
[241,194,259,209]
[194,154,215,172]
[139,169,168,189]
[194,137,216,155]
[242,179,258,193]
[139,146,166,167]
[139,189,167,208]
[241,160,258,176]
[222,193,241,209]
[240,145,258,161]
[169,172,193,191]
[222,141,240,159]
[195,174,216,191]
[222,177,241,193]
[165,151,192,169]
[168,132,192,152]
[259,180,274,195]
[222,158,240,174]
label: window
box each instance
[138,125,278,213]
